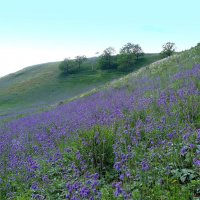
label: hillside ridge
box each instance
[0,53,160,118]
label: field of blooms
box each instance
[0,45,200,199]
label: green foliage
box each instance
[75,55,87,71]
[99,47,117,70]
[117,42,140,70]
[59,58,75,75]
[171,168,198,184]
[14,192,32,200]
[132,44,144,60]
[101,186,116,200]
[117,53,136,71]
[136,183,193,200]
[160,42,176,58]
[99,43,144,71]
[75,126,115,176]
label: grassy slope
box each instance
[0,46,200,199]
[0,54,160,117]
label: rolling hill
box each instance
[0,53,160,119]
[0,45,200,199]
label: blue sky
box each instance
[0,0,199,77]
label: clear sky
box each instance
[0,0,199,77]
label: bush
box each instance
[75,126,115,176]
[59,58,75,75]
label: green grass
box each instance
[0,54,160,118]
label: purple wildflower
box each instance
[114,182,123,197]
[80,186,90,198]
[193,158,200,167]
[180,146,188,156]
[31,182,39,190]
[119,174,125,181]
[114,162,121,171]
[141,160,150,171]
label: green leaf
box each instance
[180,176,187,183]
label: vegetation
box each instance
[160,42,176,58]
[59,56,87,74]
[59,58,75,74]
[98,47,117,70]
[75,55,87,71]
[0,54,160,120]
[132,44,144,60]
[117,42,137,70]
[0,44,200,199]
[99,43,144,71]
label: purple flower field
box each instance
[0,48,200,199]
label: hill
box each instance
[0,53,160,119]
[0,45,200,199]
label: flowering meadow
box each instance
[0,45,200,199]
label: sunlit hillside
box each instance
[0,45,200,199]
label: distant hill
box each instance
[0,54,160,118]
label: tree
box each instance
[132,44,144,60]
[75,55,87,71]
[98,47,117,70]
[91,52,99,70]
[161,42,176,58]
[120,43,135,54]
[117,43,136,69]
[59,58,74,74]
